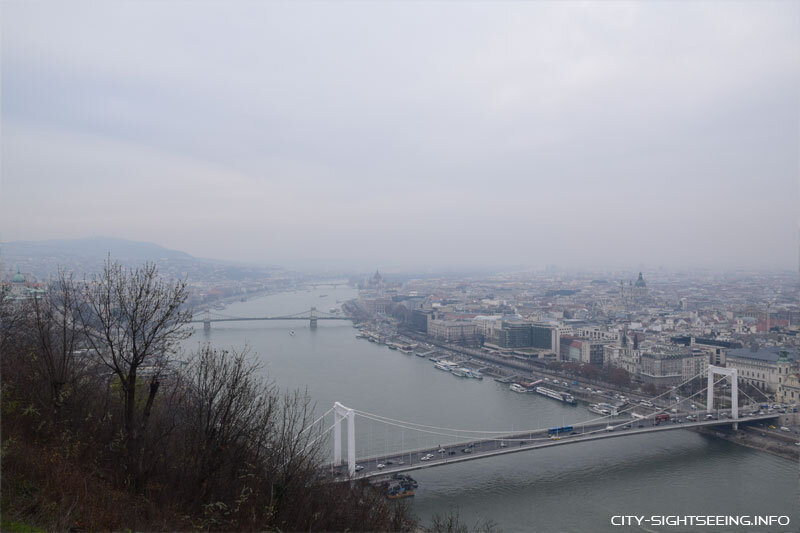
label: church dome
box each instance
[634,272,646,288]
[11,270,25,284]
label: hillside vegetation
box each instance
[0,261,414,531]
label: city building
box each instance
[410,309,433,333]
[725,347,799,394]
[497,320,534,349]
[777,369,800,404]
[639,346,707,387]
[428,319,479,344]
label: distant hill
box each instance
[1,237,194,262]
[0,237,280,282]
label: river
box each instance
[188,287,799,532]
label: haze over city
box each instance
[2,1,799,271]
[4,2,800,531]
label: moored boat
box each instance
[387,488,414,499]
[434,360,457,371]
[588,402,618,416]
[534,386,576,405]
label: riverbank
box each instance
[693,426,799,462]
[397,329,653,406]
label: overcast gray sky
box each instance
[2,1,798,271]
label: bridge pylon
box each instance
[707,365,738,430]
[310,306,318,329]
[203,309,211,332]
[333,402,356,476]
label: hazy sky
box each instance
[2,1,799,271]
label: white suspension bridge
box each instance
[301,366,780,480]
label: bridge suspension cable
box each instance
[575,367,725,427]
[354,411,540,443]
[602,374,732,431]
[353,372,739,453]
[737,387,768,408]
[300,406,335,435]
[534,374,731,435]
[353,409,535,435]
[302,421,337,452]
[355,372,712,436]
[738,382,773,402]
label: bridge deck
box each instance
[190,316,351,323]
[337,413,779,480]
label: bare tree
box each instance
[181,344,277,502]
[79,259,192,489]
[0,282,20,356]
[428,508,498,533]
[27,269,86,411]
[174,345,333,530]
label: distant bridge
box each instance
[191,307,351,331]
[301,282,347,289]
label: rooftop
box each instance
[727,346,798,363]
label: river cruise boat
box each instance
[588,402,619,416]
[534,386,576,405]
[509,383,528,393]
[434,360,457,371]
